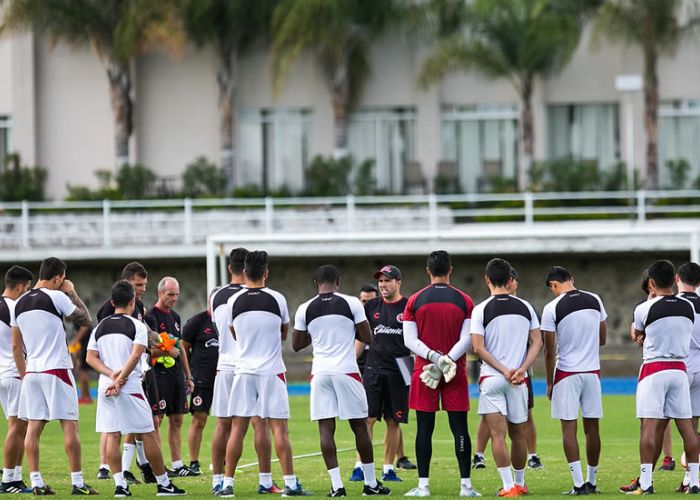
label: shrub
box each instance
[116,164,157,199]
[0,153,47,201]
[352,159,377,196]
[665,158,691,189]
[304,155,352,196]
[182,157,227,198]
[65,170,121,201]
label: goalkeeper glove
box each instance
[419,363,442,389]
[436,355,457,382]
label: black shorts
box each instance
[526,376,534,410]
[189,386,213,414]
[156,373,188,415]
[363,369,409,423]
[143,369,162,416]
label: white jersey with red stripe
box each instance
[633,295,695,362]
[679,291,700,374]
[0,297,19,380]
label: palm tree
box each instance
[0,0,181,168]
[419,0,596,190]
[270,0,399,158]
[177,0,276,186]
[593,0,700,190]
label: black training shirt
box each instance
[364,296,410,373]
[181,310,219,388]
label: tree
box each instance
[0,0,181,168]
[592,0,700,189]
[271,0,399,158]
[177,0,276,188]
[419,0,596,190]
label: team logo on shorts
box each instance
[159,400,167,410]
[193,395,203,407]
[396,313,404,322]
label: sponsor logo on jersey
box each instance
[205,338,220,348]
[373,312,380,320]
[396,313,404,322]
[373,324,403,336]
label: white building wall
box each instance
[0,37,11,115]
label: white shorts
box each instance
[310,373,368,421]
[551,372,603,420]
[228,373,289,419]
[211,370,234,418]
[95,390,155,434]
[688,372,700,417]
[636,363,691,419]
[478,375,528,424]
[18,370,79,421]
[0,378,21,419]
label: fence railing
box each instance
[1,190,700,250]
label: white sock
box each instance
[14,466,21,481]
[361,463,377,488]
[70,471,84,487]
[113,472,127,489]
[569,461,584,487]
[383,464,394,474]
[259,472,273,488]
[461,478,472,489]
[2,468,13,483]
[586,464,598,486]
[328,467,343,490]
[640,463,653,490]
[527,453,536,459]
[354,461,362,469]
[685,469,691,486]
[155,473,169,486]
[122,444,135,471]
[689,463,699,488]
[135,441,148,465]
[513,468,525,487]
[212,473,223,488]
[29,472,44,488]
[283,475,297,489]
[418,477,429,489]
[497,466,514,491]
[172,460,183,470]
[223,476,234,489]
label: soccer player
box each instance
[541,266,606,495]
[11,257,96,495]
[209,248,278,495]
[677,262,700,492]
[631,259,699,495]
[0,265,33,494]
[220,251,308,497]
[471,258,541,498]
[292,264,390,497]
[95,262,158,485]
[402,250,480,497]
[181,298,219,475]
[146,277,197,477]
[86,280,185,497]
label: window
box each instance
[0,115,10,169]
[347,108,415,193]
[441,105,518,193]
[238,109,311,193]
[547,103,619,170]
[659,101,700,188]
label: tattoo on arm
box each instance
[64,291,92,327]
[145,324,159,347]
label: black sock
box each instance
[448,411,471,479]
[415,411,436,478]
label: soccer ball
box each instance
[680,452,700,469]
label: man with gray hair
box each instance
[146,277,197,477]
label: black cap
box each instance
[373,265,402,280]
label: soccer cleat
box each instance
[281,482,311,497]
[515,484,528,495]
[660,456,675,471]
[562,485,587,495]
[114,485,131,497]
[326,487,346,497]
[396,457,417,470]
[677,483,689,493]
[189,461,202,475]
[156,482,186,496]
[170,466,197,477]
[363,482,391,496]
[527,455,544,469]
[625,485,654,495]
[404,486,430,497]
[97,468,111,480]
[496,487,519,498]
[137,462,157,484]
[71,483,99,495]
[688,485,700,494]
[123,471,141,485]
[584,482,600,494]
[213,484,233,497]
[211,483,223,495]
[258,482,283,494]
[472,454,486,470]
[349,468,364,482]
[620,478,640,493]
[382,469,402,482]
[459,486,482,497]
[0,481,32,493]
[31,485,56,496]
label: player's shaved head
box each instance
[111,280,135,308]
[427,250,451,277]
[229,247,249,274]
[4,265,33,288]
[314,265,340,286]
[678,262,700,288]
[244,251,268,281]
[485,258,512,287]
[647,260,675,289]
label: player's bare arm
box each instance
[354,340,366,359]
[86,349,117,380]
[229,325,237,341]
[179,341,195,393]
[471,333,512,379]
[291,329,311,352]
[542,331,556,400]
[355,320,371,344]
[599,320,607,346]
[280,322,289,341]
[513,327,543,383]
[61,280,92,327]
[10,326,26,378]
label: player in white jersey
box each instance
[0,266,33,494]
[631,260,699,495]
[86,280,185,497]
[471,258,541,498]
[10,257,95,495]
[219,251,308,497]
[675,262,700,492]
[541,266,607,495]
[292,265,390,497]
[209,248,278,495]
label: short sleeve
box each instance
[54,291,77,317]
[181,314,200,344]
[528,303,540,329]
[540,302,556,332]
[134,321,148,347]
[278,295,290,325]
[7,300,17,327]
[633,303,646,331]
[597,295,608,322]
[96,300,114,322]
[144,312,158,332]
[86,330,98,351]
[226,295,237,328]
[403,296,416,323]
[294,303,308,331]
[470,303,485,336]
[349,297,367,324]
[463,293,474,319]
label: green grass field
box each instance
[0,395,690,498]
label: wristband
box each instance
[185,375,194,382]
